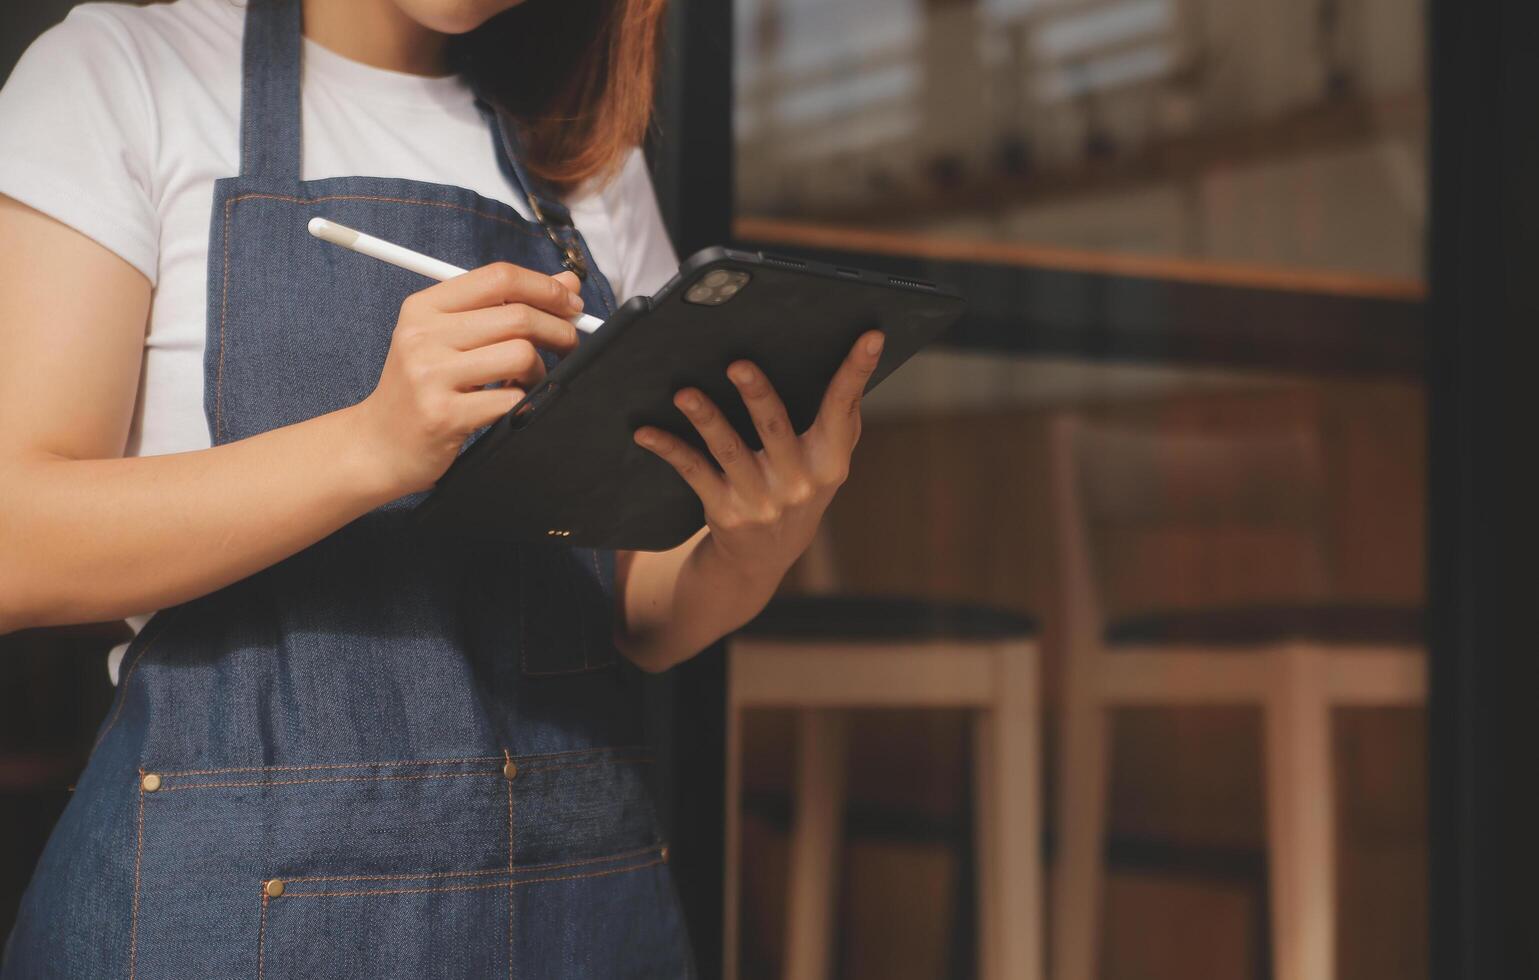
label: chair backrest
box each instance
[1048,413,1332,640]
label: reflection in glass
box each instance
[735,0,1426,282]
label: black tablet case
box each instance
[411,247,964,551]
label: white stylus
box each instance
[307,216,604,334]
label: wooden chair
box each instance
[1047,415,1425,980]
[724,535,1044,980]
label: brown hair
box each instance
[449,0,669,195]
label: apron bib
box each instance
[2,1,693,976]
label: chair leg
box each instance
[1052,671,1108,980]
[784,709,848,980]
[1264,647,1335,980]
[973,643,1043,980]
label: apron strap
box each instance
[234,0,607,300]
[474,92,600,285]
[239,0,303,180]
[472,93,563,223]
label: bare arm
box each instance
[612,330,884,672]
[611,527,782,673]
[0,196,585,632]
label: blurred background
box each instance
[722,1,1426,979]
[7,0,1516,978]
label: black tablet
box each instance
[410,246,964,551]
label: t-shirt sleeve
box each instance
[606,145,680,302]
[0,6,160,283]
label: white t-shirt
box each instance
[0,0,681,684]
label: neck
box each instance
[303,0,450,76]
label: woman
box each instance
[0,0,882,975]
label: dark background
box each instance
[1425,0,1539,974]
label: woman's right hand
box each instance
[0,199,593,630]
[352,262,586,496]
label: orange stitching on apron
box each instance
[155,745,653,780]
[162,755,505,777]
[257,891,268,980]
[252,851,665,971]
[231,192,545,234]
[128,772,145,980]
[155,757,651,790]
[278,845,663,885]
[514,843,520,972]
[156,770,502,791]
[253,861,664,973]
[281,856,664,899]
[165,741,646,772]
[505,749,515,873]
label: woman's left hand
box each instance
[632,329,885,584]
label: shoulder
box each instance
[19,0,241,84]
[0,0,245,168]
[0,0,243,169]
[0,0,241,283]
[57,0,242,46]
[12,4,142,75]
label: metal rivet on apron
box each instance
[562,245,588,278]
[140,773,162,792]
[503,759,519,780]
[264,879,285,899]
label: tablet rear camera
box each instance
[685,268,751,305]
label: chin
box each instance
[395,0,527,35]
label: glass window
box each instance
[736,0,1426,285]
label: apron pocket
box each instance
[132,751,672,977]
[256,846,680,980]
[133,757,510,978]
[518,543,620,676]
[258,875,510,978]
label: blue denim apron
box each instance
[1,1,693,976]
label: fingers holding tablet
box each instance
[806,330,884,473]
[725,360,803,479]
[632,425,729,514]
